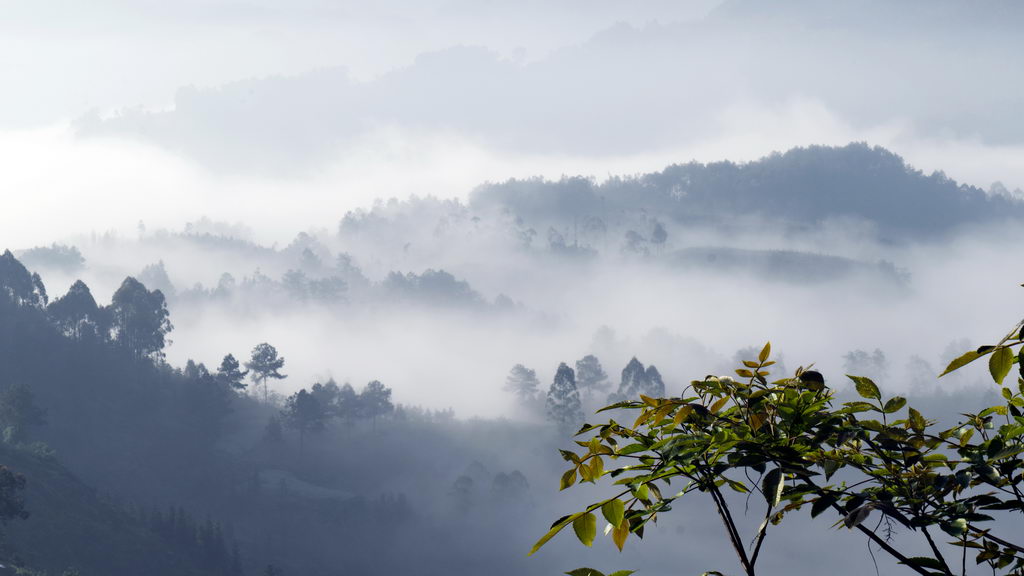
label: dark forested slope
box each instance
[471,143,1023,240]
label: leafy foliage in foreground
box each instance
[535,318,1024,576]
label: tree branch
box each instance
[748,499,774,568]
[707,480,754,576]
[921,526,954,576]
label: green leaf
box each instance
[560,468,578,490]
[822,459,841,480]
[617,443,649,456]
[709,396,729,414]
[601,499,625,528]
[849,375,881,400]
[908,407,926,433]
[528,513,579,555]
[900,557,947,570]
[759,342,771,363]
[634,484,649,501]
[761,468,784,508]
[990,347,1014,385]
[608,571,636,576]
[882,396,907,414]
[841,401,878,413]
[941,350,982,376]
[565,569,604,576]
[811,494,837,518]
[573,513,598,547]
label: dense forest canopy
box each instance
[471,144,1023,241]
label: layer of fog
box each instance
[0,0,721,128]
[20,201,1022,420]
[68,0,1024,176]
[5,106,1024,251]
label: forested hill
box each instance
[470,143,1024,240]
[0,251,546,576]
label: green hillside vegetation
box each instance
[0,443,229,576]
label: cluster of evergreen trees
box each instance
[506,355,666,432]
[275,379,395,450]
[1,248,175,361]
[131,504,244,576]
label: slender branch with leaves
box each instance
[532,315,1024,576]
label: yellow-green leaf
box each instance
[560,468,577,490]
[990,347,1014,385]
[672,405,693,428]
[749,412,766,431]
[759,342,771,363]
[908,407,926,433]
[528,513,580,555]
[612,518,630,551]
[634,484,649,501]
[651,405,675,425]
[573,513,598,547]
[632,409,652,429]
[601,499,625,528]
[849,375,880,400]
[941,350,982,376]
[709,396,729,414]
[882,396,906,414]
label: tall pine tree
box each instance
[545,363,583,433]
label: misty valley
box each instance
[2,143,1024,575]
[4,2,1024,575]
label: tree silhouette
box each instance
[106,277,173,359]
[359,380,394,429]
[310,379,342,417]
[245,343,287,403]
[608,357,663,402]
[644,364,665,397]
[335,382,359,426]
[281,389,327,453]
[574,355,609,400]
[504,364,541,403]
[545,363,583,433]
[0,250,47,308]
[216,354,249,390]
[48,279,105,341]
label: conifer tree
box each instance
[245,343,287,403]
[281,389,327,452]
[545,363,583,433]
[216,354,249,390]
[574,355,609,399]
[359,380,394,429]
[504,364,541,403]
